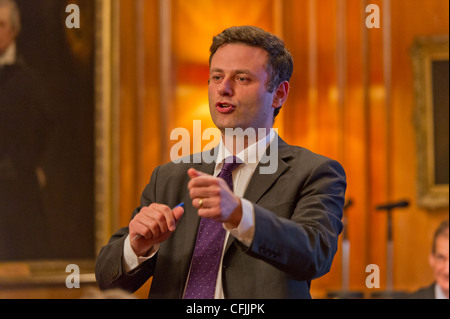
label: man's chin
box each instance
[211,119,238,132]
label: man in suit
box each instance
[408,220,449,299]
[95,26,347,298]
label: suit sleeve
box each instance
[95,167,160,292]
[242,159,346,282]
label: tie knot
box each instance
[221,156,243,172]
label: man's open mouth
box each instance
[216,102,236,114]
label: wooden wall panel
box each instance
[366,0,391,292]
[342,0,369,293]
[281,0,310,146]
[136,0,162,199]
[118,0,161,229]
[118,1,140,229]
[389,0,449,292]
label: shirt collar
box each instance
[216,128,276,166]
[0,42,17,66]
[435,283,448,299]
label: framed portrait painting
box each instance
[0,0,118,288]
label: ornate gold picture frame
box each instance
[411,35,449,210]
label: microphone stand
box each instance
[371,200,409,298]
[327,199,364,299]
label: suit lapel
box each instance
[244,136,292,202]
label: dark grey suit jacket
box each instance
[95,137,347,298]
[407,283,436,299]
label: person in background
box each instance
[408,220,449,299]
[0,0,51,260]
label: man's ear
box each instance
[272,81,290,109]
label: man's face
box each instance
[0,6,16,55]
[429,234,449,296]
[208,43,279,133]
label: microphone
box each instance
[376,200,409,211]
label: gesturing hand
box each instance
[129,203,184,257]
[187,168,242,228]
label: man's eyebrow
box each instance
[210,68,224,73]
[210,68,254,76]
[235,69,254,76]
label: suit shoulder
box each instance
[285,144,344,168]
[278,144,347,183]
[406,283,436,299]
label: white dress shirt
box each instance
[123,129,276,298]
[435,283,448,299]
[0,42,16,65]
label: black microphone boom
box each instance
[376,200,409,211]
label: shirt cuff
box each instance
[225,198,255,247]
[122,235,159,273]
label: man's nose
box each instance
[218,78,233,96]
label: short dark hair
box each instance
[209,26,294,118]
[432,219,449,254]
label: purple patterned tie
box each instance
[184,156,242,299]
